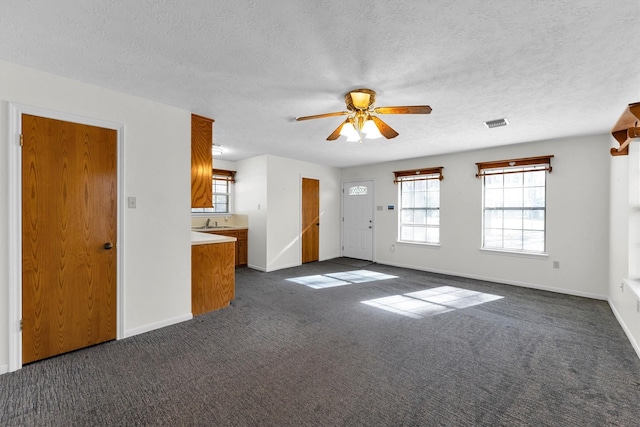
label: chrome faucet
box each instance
[205,218,210,227]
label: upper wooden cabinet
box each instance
[191,113,214,208]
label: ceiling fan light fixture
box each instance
[340,121,359,139]
[296,87,432,141]
[346,132,361,142]
[362,118,383,139]
[350,91,371,110]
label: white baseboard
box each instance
[248,264,266,272]
[0,365,8,375]
[376,260,608,301]
[608,299,640,361]
[123,314,193,339]
[265,261,300,272]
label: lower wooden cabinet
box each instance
[192,241,235,315]
[205,229,248,267]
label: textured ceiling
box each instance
[1,0,639,168]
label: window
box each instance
[476,156,553,253]
[349,185,368,196]
[394,167,443,244]
[191,169,235,214]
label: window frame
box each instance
[191,169,236,216]
[394,167,444,246]
[476,155,553,254]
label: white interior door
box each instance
[342,181,374,261]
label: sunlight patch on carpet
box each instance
[361,286,503,318]
[287,270,398,289]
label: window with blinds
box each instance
[394,167,443,245]
[191,169,236,214]
[476,156,553,253]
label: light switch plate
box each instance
[128,196,137,209]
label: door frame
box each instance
[341,179,375,261]
[8,103,125,372]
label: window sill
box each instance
[623,278,640,302]
[191,212,232,217]
[397,240,441,248]
[479,248,548,259]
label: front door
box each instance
[301,178,319,263]
[21,114,117,364]
[342,180,374,261]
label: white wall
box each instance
[609,142,640,357]
[265,155,342,271]
[212,158,236,171]
[235,155,269,270]
[0,61,192,372]
[342,134,610,299]
[235,154,342,272]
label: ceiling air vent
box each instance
[484,118,509,129]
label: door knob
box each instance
[104,242,113,250]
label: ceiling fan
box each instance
[296,88,432,142]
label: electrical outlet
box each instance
[552,261,560,269]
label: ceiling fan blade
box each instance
[371,116,399,139]
[296,111,349,121]
[326,120,348,140]
[374,105,432,115]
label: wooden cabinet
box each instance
[192,241,235,315]
[205,229,248,267]
[236,230,248,266]
[191,113,214,208]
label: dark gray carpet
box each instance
[2,261,639,426]
[326,257,375,268]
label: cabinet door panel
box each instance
[191,242,235,315]
[205,229,247,267]
[191,114,214,208]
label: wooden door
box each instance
[301,178,319,263]
[22,114,117,364]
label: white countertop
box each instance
[191,231,237,246]
[191,226,248,231]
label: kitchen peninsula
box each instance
[191,231,236,315]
